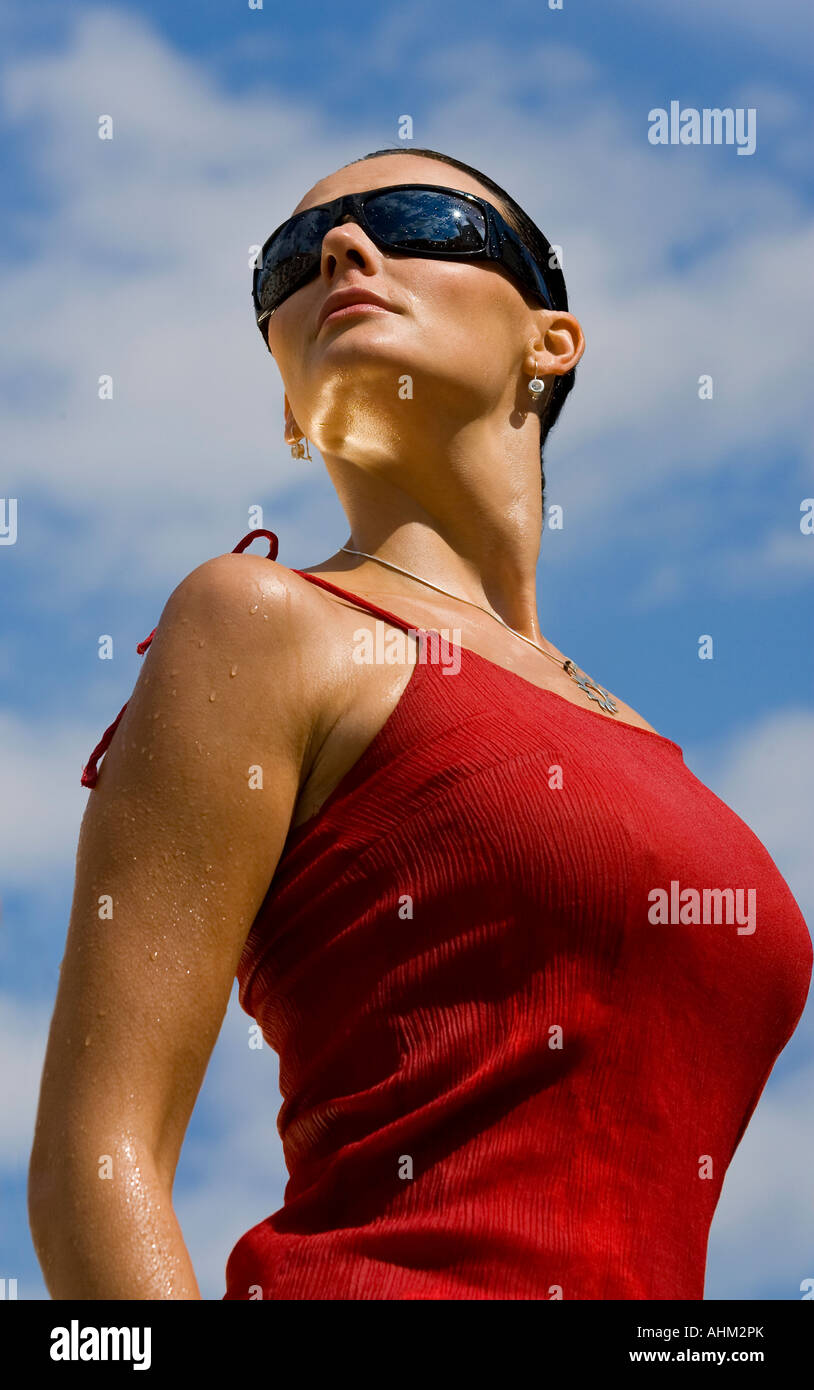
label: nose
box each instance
[319,214,382,281]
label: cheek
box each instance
[265,305,313,392]
[265,282,319,356]
[405,261,517,345]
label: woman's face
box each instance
[265,153,568,458]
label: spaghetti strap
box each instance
[292,569,423,637]
[81,528,281,788]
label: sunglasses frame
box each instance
[252,182,567,344]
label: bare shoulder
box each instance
[142,551,356,777]
[143,552,418,818]
[157,551,333,709]
[167,550,350,652]
[83,551,340,811]
[165,550,307,638]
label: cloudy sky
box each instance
[1,0,812,1300]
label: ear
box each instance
[528,310,585,379]
[283,393,303,445]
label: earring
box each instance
[290,437,312,460]
[528,360,546,398]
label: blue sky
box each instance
[2,0,813,1300]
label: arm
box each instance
[28,553,320,1299]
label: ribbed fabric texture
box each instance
[78,529,813,1300]
[218,532,813,1300]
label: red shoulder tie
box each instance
[231,529,279,559]
[80,529,280,787]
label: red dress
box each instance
[81,529,813,1300]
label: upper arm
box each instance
[29,553,317,1198]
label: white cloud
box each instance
[0,994,52,1169]
[0,711,87,887]
[0,11,812,599]
[0,7,355,592]
[713,526,814,595]
[687,707,814,1290]
[705,1059,814,1298]
[687,706,814,934]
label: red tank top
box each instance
[81,530,813,1300]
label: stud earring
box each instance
[290,437,312,460]
[528,360,546,398]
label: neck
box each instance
[318,416,544,641]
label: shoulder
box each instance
[79,554,331,789]
[139,552,353,758]
[164,551,382,670]
[165,551,302,625]
[165,551,343,631]
[157,551,340,667]
[79,547,365,830]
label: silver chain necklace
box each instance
[339,545,618,714]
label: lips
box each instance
[316,287,397,332]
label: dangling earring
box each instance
[528,359,546,398]
[290,437,312,460]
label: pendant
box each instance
[563,659,618,713]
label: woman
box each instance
[29,147,812,1300]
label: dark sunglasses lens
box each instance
[256,206,332,314]
[364,190,486,252]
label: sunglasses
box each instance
[252,183,567,346]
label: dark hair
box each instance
[346,147,577,513]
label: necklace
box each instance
[339,545,618,714]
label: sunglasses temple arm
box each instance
[496,223,554,311]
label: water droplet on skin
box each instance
[209,691,216,701]
[84,1035,92,1046]
[249,603,259,614]
[199,639,205,647]
[149,950,159,961]
[230,665,238,677]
